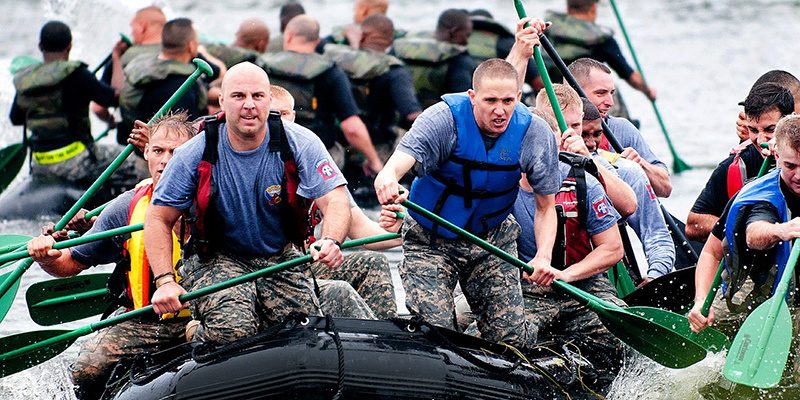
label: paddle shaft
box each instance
[31,288,107,308]
[537,33,699,264]
[0,233,399,362]
[0,224,143,265]
[91,33,133,75]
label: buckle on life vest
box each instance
[32,141,86,165]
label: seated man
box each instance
[26,113,195,400]
[687,83,793,241]
[689,114,800,389]
[205,18,270,68]
[147,63,350,345]
[271,84,400,318]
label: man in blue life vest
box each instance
[145,62,351,345]
[374,18,556,350]
[687,82,795,241]
[569,57,672,198]
[689,114,800,390]
[26,113,196,400]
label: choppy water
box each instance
[0,0,799,398]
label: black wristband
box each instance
[321,236,342,248]
[153,271,174,282]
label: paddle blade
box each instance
[0,330,73,378]
[597,306,708,368]
[26,273,111,326]
[672,155,692,174]
[0,143,26,193]
[723,298,792,388]
[0,235,32,258]
[628,306,729,352]
[623,267,695,313]
[0,270,22,322]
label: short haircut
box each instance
[39,21,72,52]
[568,57,611,87]
[469,9,493,19]
[362,13,394,38]
[581,97,602,121]
[436,9,471,33]
[752,70,800,107]
[280,2,306,32]
[162,18,196,51]
[149,110,195,140]
[741,83,794,119]
[531,107,559,133]
[472,58,520,90]
[285,15,319,42]
[270,85,295,108]
[568,0,600,13]
[775,115,800,153]
[535,83,581,115]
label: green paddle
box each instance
[0,142,27,194]
[0,58,213,319]
[401,196,723,368]
[0,233,399,378]
[607,0,690,173]
[724,240,800,388]
[8,55,39,75]
[91,33,133,75]
[26,273,111,326]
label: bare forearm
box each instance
[39,249,88,278]
[746,221,785,250]
[686,212,718,242]
[533,195,556,263]
[627,71,650,95]
[340,116,381,166]
[563,242,622,282]
[348,210,402,249]
[641,161,672,197]
[596,165,637,217]
[693,236,723,303]
[505,49,529,87]
[144,206,180,277]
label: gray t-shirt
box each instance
[513,162,620,262]
[396,101,561,195]
[152,121,347,256]
[71,190,135,267]
[606,115,667,170]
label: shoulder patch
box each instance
[592,197,610,218]
[315,159,337,180]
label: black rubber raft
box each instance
[0,175,119,220]
[103,314,596,400]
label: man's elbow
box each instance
[655,179,672,198]
[685,213,711,242]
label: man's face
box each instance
[777,142,800,195]
[468,78,521,136]
[220,68,271,139]
[130,18,145,44]
[145,129,189,185]
[562,105,583,133]
[748,108,783,148]
[188,31,199,58]
[271,96,296,122]
[581,118,604,152]
[583,69,615,117]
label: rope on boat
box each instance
[324,314,346,400]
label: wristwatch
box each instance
[321,236,342,248]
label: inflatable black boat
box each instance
[0,175,120,220]
[102,315,597,400]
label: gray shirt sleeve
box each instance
[151,133,204,210]
[395,102,456,177]
[286,122,348,199]
[607,116,668,170]
[71,190,136,267]
[584,174,621,236]
[522,114,561,195]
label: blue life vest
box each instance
[723,168,790,296]
[408,93,531,238]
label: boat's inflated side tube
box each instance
[103,315,591,400]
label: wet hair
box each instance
[469,9,493,19]
[581,97,602,121]
[149,110,195,140]
[285,15,319,42]
[162,18,196,51]
[39,21,72,52]
[535,83,581,115]
[752,70,800,108]
[568,0,600,13]
[775,115,800,153]
[280,2,306,32]
[472,58,519,90]
[531,107,559,133]
[568,58,611,87]
[742,83,794,120]
[436,9,471,34]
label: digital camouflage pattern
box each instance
[323,44,402,81]
[70,310,186,400]
[204,43,259,69]
[542,10,613,82]
[393,37,467,108]
[467,16,514,62]
[13,60,92,152]
[179,249,320,344]
[316,279,376,319]
[30,142,147,188]
[312,250,397,319]
[399,215,535,349]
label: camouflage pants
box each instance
[311,251,397,318]
[523,275,626,389]
[70,310,186,400]
[399,215,534,348]
[179,249,321,344]
[316,279,376,319]
[31,143,147,191]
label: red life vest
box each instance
[726,140,753,199]
[552,152,607,269]
[597,133,612,152]
[187,111,318,257]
